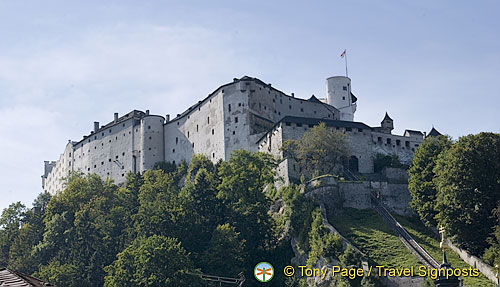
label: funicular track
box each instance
[371,194,440,269]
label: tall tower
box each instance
[326,76,357,121]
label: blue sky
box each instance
[0,0,498,211]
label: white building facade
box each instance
[42,76,426,194]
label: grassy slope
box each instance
[328,208,421,268]
[394,215,494,287]
[328,208,494,287]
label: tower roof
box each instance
[428,127,442,137]
[383,112,393,121]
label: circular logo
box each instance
[254,262,274,282]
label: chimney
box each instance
[114,113,118,122]
[291,93,295,97]
[94,122,99,132]
[166,114,170,122]
[146,110,150,115]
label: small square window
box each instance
[343,86,347,91]
[285,122,291,126]
[173,149,175,153]
[232,131,235,135]
[358,128,363,132]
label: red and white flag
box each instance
[340,49,346,58]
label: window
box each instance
[342,96,345,100]
[259,103,261,109]
[212,153,215,158]
[289,105,291,109]
[173,149,175,153]
[101,161,104,165]
[405,141,410,147]
[212,129,214,135]
[232,131,235,135]
[88,168,90,171]
[175,137,178,144]
[123,124,125,127]
[116,155,119,159]
[94,136,97,140]
[122,152,125,156]
[387,138,392,145]
[148,126,151,129]
[94,165,97,168]
[149,136,152,140]
[378,137,382,143]
[297,123,302,127]
[196,125,199,132]
[285,122,291,126]
[192,143,194,148]
[300,108,304,112]
[396,140,401,146]
[207,117,210,124]
[188,131,190,138]
[280,99,282,104]
[343,86,347,91]
[149,147,152,150]
[235,117,238,123]
[273,99,275,103]
[228,104,231,112]
[238,103,241,107]
[358,128,363,132]
[109,129,112,133]
[102,132,104,136]
[109,159,111,162]
[346,127,352,132]
[309,124,314,128]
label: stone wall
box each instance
[445,239,497,284]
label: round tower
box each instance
[326,76,357,121]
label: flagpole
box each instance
[345,49,348,77]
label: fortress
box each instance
[42,76,439,194]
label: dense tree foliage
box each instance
[434,133,500,255]
[0,150,297,286]
[282,122,349,178]
[408,132,500,258]
[408,135,452,226]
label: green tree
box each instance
[104,235,202,287]
[201,223,246,277]
[217,150,277,263]
[0,202,26,266]
[8,192,51,273]
[435,132,500,255]
[282,122,349,178]
[408,135,452,226]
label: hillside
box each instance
[328,208,494,287]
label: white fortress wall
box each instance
[140,115,165,171]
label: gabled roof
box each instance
[0,268,54,286]
[405,129,424,136]
[383,112,393,121]
[428,127,442,137]
[308,95,323,104]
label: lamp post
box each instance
[434,226,460,287]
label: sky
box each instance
[0,0,499,211]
